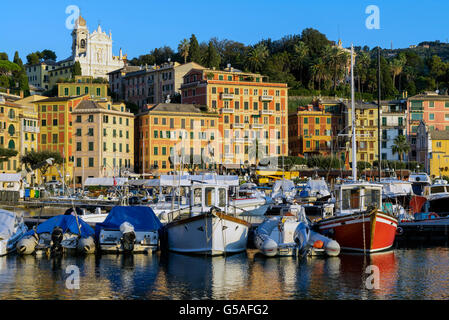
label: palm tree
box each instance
[246,44,269,73]
[391,135,410,162]
[293,41,309,81]
[178,39,190,64]
[310,58,327,91]
[355,51,370,96]
[390,54,406,91]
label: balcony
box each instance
[224,153,234,158]
[221,93,234,100]
[23,126,40,133]
[232,123,245,129]
[221,108,234,114]
[251,124,264,129]
[260,95,273,101]
[260,110,273,115]
[234,138,246,143]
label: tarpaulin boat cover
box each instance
[24,215,94,238]
[0,209,22,240]
[300,179,330,198]
[271,179,296,199]
[95,206,163,239]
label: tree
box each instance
[13,51,23,68]
[0,52,8,61]
[40,49,57,61]
[188,34,201,64]
[391,135,410,161]
[0,147,18,165]
[205,41,221,69]
[246,44,269,73]
[390,53,406,91]
[72,61,82,77]
[20,150,63,177]
[178,39,190,64]
[26,52,41,65]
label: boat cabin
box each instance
[423,180,449,197]
[335,183,382,215]
[190,183,228,215]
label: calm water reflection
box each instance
[0,248,448,300]
[1,205,449,300]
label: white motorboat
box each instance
[95,206,163,254]
[164,182,250,255]
[420,179,449,217]
[408,172,432,196]
[0,209,28,256]
[254,206,340,257]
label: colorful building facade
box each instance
[72,100,134,185]
[180,66,288,167]
[57,76,109,99]
[288,104,332,157]
[136,103,219,174]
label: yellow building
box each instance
[0,99,22,173]
[136,103,219,174]
[72,100,134,186]
[58,76,109,99]
[34,95,90,183]
[416,123,449,178]
[346,102,379,165]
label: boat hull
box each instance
[165,212,250,255]
[316,211,397,253]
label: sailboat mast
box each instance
[351,44,357,181]
[377,47,382,182]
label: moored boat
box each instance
[0,209,28,256]
[164,182,250,255]
[95,206,163,254]
[17,214,95,255]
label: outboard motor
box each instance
[51,226,64,254]
[120,222,136,253]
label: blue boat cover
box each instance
[25,215,94,238]
[95,206,163,239]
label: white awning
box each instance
[84,177,128,186]
[0,174,21,183]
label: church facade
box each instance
[71,14,125,80]
[26,14,126,91]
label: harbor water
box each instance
[1,206,449,300]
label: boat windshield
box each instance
[342,188,360,210]
[365,188,381,209]
[218,188,226,207]
[430,186,447,194]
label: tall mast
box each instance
[351,44,357,181]
[377,47,382,182]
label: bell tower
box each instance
[71,14,88,57]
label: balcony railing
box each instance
[234,138,246,143]
[221,93,234,100]
[251,124,264,129]
[23,126,39,133]
[260,95,273,101]
[260,110,273,115]
[221,108,234,114]
[232,123,245,129]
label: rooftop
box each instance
[430,129,449,140]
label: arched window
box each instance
[8,124,15,136]
[8,109,15,119]
[80,39,86,49]
[8,140,15,150]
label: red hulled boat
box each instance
[315,182,398,253]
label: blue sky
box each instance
[1,0,448,62]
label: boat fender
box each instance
[313,240,324,249]
[78,237,95,254]
[16,233,38,255]
[396,226,404,236]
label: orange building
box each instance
[136,103,219,174]
[288,104,332,157]
[34,95,89,183]
[180,66,288,167]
